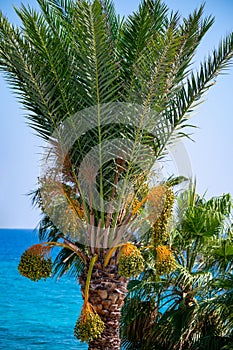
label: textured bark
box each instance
[79,258,129,350]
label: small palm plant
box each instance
[1,0,233,349]
[121,183,233,350]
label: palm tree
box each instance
[121,183,233,350]
[1,0,233,349]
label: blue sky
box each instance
[0,0,233,228]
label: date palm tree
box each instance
[121,183,233,350]
[1,1,233,349]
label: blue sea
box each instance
[0,228,88,350]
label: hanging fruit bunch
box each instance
[74,301,105,342]
[118,243,145,277]
[148,185,175,244]
[153,186,175,244]
[38,177,85,237]
[18,244,52,282]
[156,245,176,275]
[74,255,105,343]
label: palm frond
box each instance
[53,246,85,279]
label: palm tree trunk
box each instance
[79,258,129,350]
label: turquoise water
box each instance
[0,229,88,350]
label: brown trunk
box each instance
[79,258,129,350]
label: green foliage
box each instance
[121,297,157,350]
[0,0,233,248]
[74,310,105,343]
[121,186,233,350]
[18,250,52,282]
[52,247,85,279]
